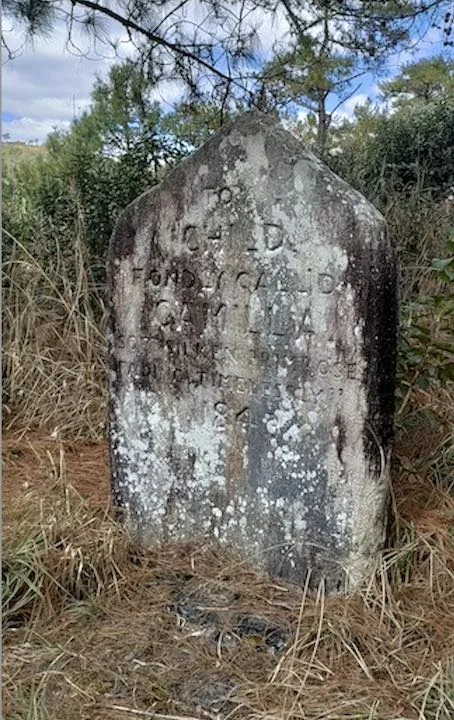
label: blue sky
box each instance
[2,8,451,144]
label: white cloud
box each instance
[293,90,375,128]
[3,1,449,145]
[339,92,369,116]
[296,107,311,121]
[149,80,187,112]
[2,116,71,144]
[379,24,451,80]
[1,0,296,145]
[2,18,134,142]
[244,5,292,58]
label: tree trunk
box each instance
[317,92,330,158]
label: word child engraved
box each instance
[108,111,398,594]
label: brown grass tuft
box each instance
[3,437,454,720]
[2,199,453,719]
[3,231,107,440]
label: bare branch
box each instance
[74,0,234,84]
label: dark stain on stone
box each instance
[350,236,397,472]
[258,431,348,592]
[329,198,398,474]
[335,414,346,463]
[113,205,136,260]
[271,538,348,595]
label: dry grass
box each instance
[384,192,452,304]
[2,210,453,720]
[2,142,45,169]
[2,231,107,440]
[2,434,454,720]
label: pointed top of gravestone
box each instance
[171,109,379,205]
[113,110,383,264]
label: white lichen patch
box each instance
[111,383,229,537]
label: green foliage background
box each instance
[2,58,453,426]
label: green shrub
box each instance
[330,99,454,202]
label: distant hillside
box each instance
[2,141,45,168]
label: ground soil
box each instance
[3,434,111,518]
[3,432,454,720]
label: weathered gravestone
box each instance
[108,111,398,594]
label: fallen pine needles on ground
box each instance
[2,438,454,720]
[2,212,453,719]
